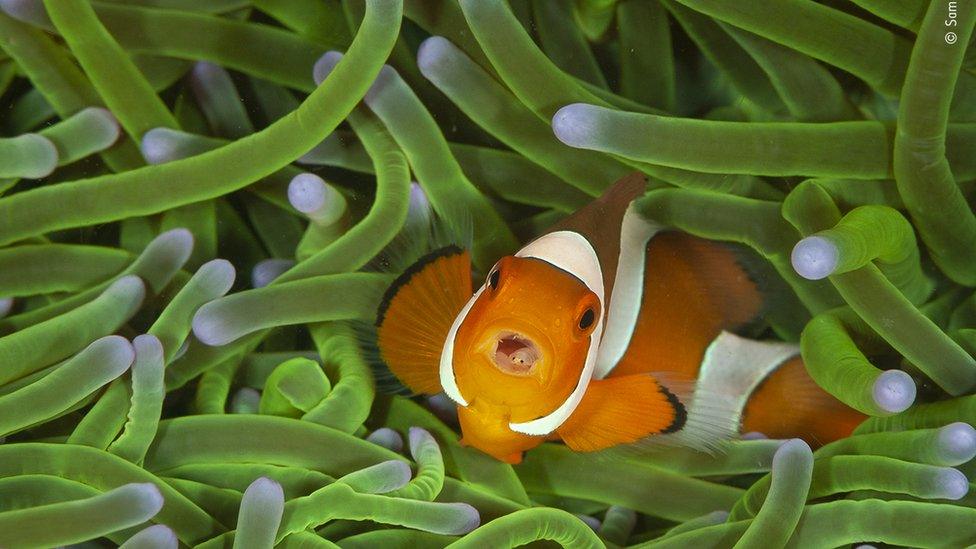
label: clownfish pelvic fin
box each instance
[556,373,687,453]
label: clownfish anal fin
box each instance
[375,246,473,395]
[555,374,685,453]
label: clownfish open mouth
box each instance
[492,331,542,376]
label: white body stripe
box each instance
[593,204,661,379]
[687,331,800,437]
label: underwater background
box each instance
[0,0,975,546]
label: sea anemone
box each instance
[0,0,974,546]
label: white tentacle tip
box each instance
[245,476,285,503]
[121,524,178,549]
[313,51,344,85]
[0,0,52,30]
[773,438,813,470]
[19,133,58,179]
[935,468,969,500]
[197,258,237,296]
[190,60,224,82]
[791,236,839,280]
[938,422,976,464]
[408,426,437,456]
[83,106,122,147]
[88,335,137,376]
[140,127,184,165]
[872,369,916,414]
[105,275,146,319]
[551,103,603,149]
[107,274,147,300]
[343,460,412,494]
[230,387,261,414]
[417,36,454,79]
[445,503,481,535]
[153,227,195,257]
[132,334,165,369]
[122,482,165,519]
[426,393,459,425]
[172,339,190,362]
[705,510,730,524]
[251,259,294,288]
[288,173,328,213]
[382,460,413,491]
[406,182,432,226]
[366,428,404,453]
[576,514,601,531]
[191,300,231,347]
[363,64,398,105]
[0,297,14,319]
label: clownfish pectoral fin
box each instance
[555,374,686,453]
[375,246,473,395]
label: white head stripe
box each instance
[509,231,605,435]
[593,206,661,379]
[439,286,484,407]
[515,231,604,298]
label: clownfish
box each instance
[375,173,864,464]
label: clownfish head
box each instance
[452,255,600,416]
[440,231,607,450]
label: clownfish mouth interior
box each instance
[492,331,541,375]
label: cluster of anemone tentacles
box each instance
[0,0,975,547]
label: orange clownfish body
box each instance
[376,173,864,463]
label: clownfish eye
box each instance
[578,308,595,331]
[487,268,500,290]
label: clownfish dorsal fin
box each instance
[550,172,648,298]
[375,246,473,395]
